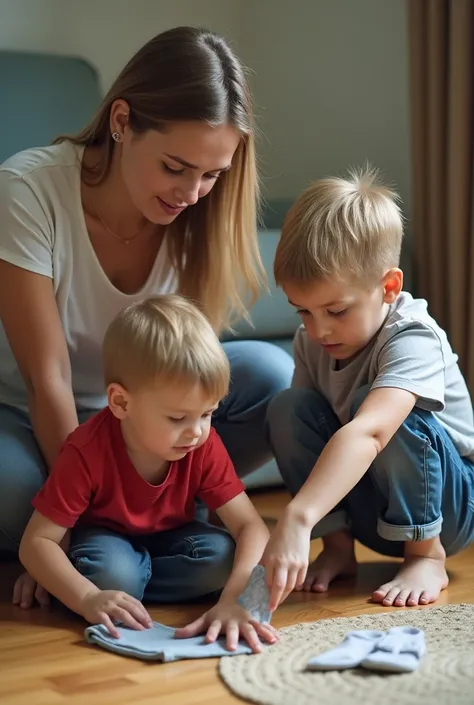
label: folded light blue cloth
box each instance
[84,621,253,662]
[84,565,272,662]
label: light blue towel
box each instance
[84,565,272,662]
[84,621,253,662]
[237,565,271,623]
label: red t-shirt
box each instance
[33,408,245,535]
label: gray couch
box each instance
[0,50,299,489]
[221,231,297,488]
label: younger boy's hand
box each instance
[81,590,153,638]
[174,600,279,653]
[262,518,311,610]
[12,571,51,610]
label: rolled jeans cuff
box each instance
[377,516,443,542]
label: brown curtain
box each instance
[408,0,474,391]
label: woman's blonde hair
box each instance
[274,166,403,287]
[56,26,265,332]
[102,294,230,400]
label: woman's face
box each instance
[117,118,241,225]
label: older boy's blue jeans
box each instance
[69,521,235,602]
[267,386,474,557]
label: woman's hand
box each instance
[175,600,279,653]
[12,571,51,609]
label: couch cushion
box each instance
[223,229,301,341]
[0,51,101,163]
[262,199,295,229]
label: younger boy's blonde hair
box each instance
[274,166,403,287]
[102,294,230,400]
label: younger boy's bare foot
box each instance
[298,529,357,593]
[372,536,448,607]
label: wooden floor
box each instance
[1,489,474,705]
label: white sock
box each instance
[360,626,426,673]
[307,630,385,671]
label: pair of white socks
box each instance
[307,626,426,674]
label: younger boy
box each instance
[19,295,277,652]
[262,168,474,611]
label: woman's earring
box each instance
[111,132,121,142]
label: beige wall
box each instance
[0,0,241,89]
[0,0,410,201]
[243,0,409,196]
[239,0,412,278]
[240,0,410,196]
[0,0,412,278]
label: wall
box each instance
[240,0,412,279]
[0,0,241,89]
[0,0,412,279]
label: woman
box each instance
[0,26,293,606]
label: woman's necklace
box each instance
[94,199,146,245]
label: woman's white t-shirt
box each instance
[0,142,176,412]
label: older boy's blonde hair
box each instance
[102,295,230,400]
[274,166,403,287]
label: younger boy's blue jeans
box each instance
[69,520,235,602]
[267,386,474,557]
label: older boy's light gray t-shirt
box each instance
[292,291,474,460]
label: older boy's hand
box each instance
[81,589,153,638]
[262,518,311,610]
[174,600,279,653]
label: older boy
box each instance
[263,168,474,610]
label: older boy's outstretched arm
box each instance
[262,386,417,609]
[175,493,278,652]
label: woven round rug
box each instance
[219,604,474,705]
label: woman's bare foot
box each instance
[372,536,448,607]
[299,530,357,593]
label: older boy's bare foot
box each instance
[299,530,357,593]
[372,536,448,607]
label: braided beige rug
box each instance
[219,604,474,705]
